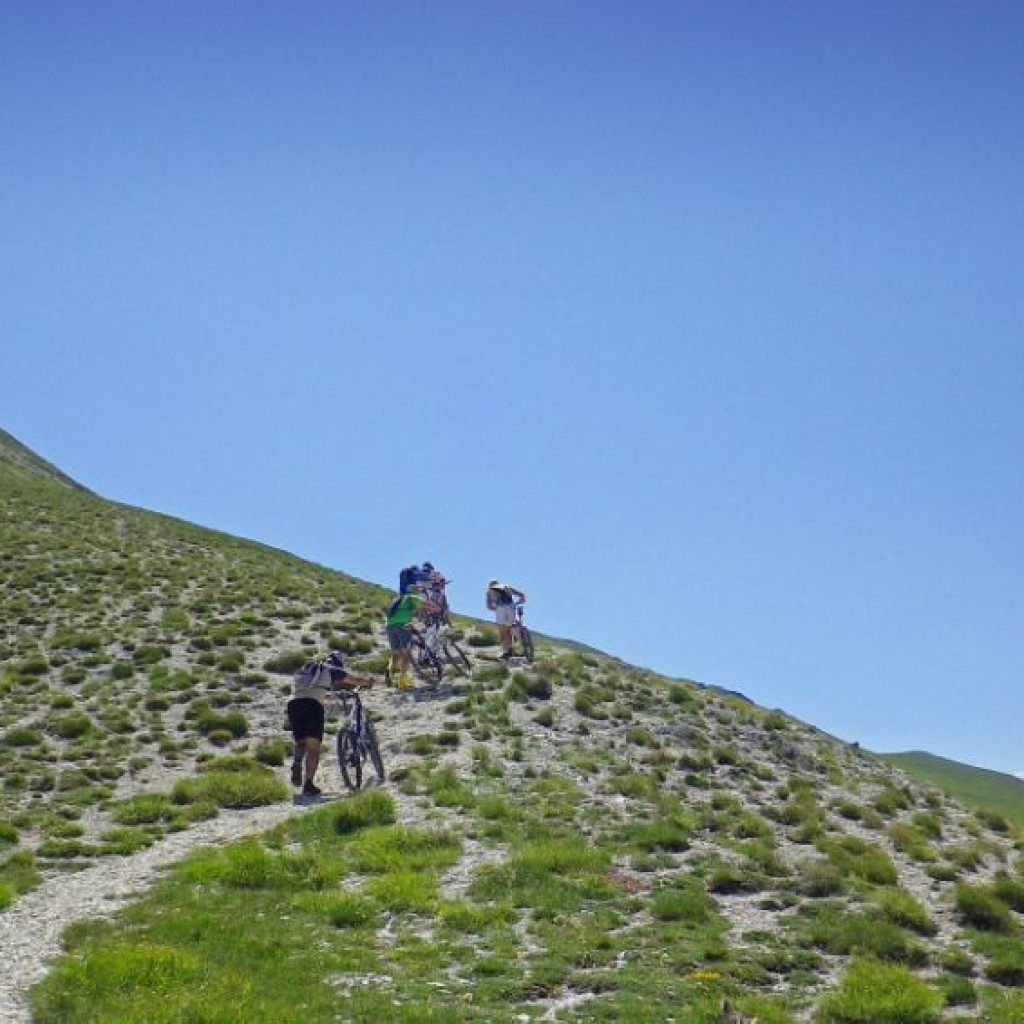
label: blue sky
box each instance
[3,2,1023,774]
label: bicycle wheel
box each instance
[337,729,364,791]
[409,633,443,685]
[442,637,471,676]
[363,721,386,784]
[519,626,535,663]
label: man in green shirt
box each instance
[386,591,440,687]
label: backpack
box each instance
[294,659,325,692]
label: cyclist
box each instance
[420,562,450,621]
[386,589,441,688]
[399,561,438,594]
[287,650,373,796]
[486,579,526,659]
[398,564,422,594]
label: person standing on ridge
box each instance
[287,650,373,796]
[486,579,526,659]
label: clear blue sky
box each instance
[3,2,1023,774]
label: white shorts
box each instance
[495,604,515,626]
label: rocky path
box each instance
[0,802,307,1024]
[0,685,458,1024]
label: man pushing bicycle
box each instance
[287,650,373,797]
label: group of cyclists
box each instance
[285,563,529,796]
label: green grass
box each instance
[816,958,943,1022]
[9,429,1024,1021]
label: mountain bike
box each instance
[418,616,472,677]
[408,627,444,685]
[384,627,443,687]
[511,602,534,663]
[335,687,385,791]
[440,628,472,675]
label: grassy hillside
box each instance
[0,428,90,493]
[881,751,1024,832]
[6,429,1024,1022]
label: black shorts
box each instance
[286,697,325,742]
[386,624,413,650]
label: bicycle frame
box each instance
[334,687,384,790]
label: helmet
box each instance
[423,561,434,571]
[327,650,345,669]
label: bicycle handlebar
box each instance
[330,681,374,698]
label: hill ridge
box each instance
[0,428,90,493]
[5,426,1024,1021]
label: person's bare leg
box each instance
[291,739,306,785]
[303,738,322,785]
[499,625,512,653]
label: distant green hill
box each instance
[879,750,1024,830]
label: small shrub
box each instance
[804,908,928,965]
[938,945,976,976]
[936,971,975,1007]
[216,650,245,673]
[651,884,711,923]
[263,649,313,674]
[977,808,1011,833]
[49,713,94,740]
[182,759,288,809]
[254,739,289,767]
[364,870,437,913]
[466,627,499,648]
[132,645,170,665]
[955,882,1017,934]
[100,828,157,855]
[330,791,396,834]
[878,889,936,936]
[986,948,1024,987]
[992,873,1024,913]
[111,794,176,826]
[817,835,898,886]
[323,893,378,929]
[611,772,659,801]
[17,655,49,677]
[795,857,845,897]
[521,674,553,700]
[873,785,912,816]
[408,734,436,755]
[817,957,943,1023]
[3,726,43,747]
[627,818,692,853]
[626,726,657,748]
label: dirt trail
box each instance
[0,802,309,1024]
[0,685,460,1023]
